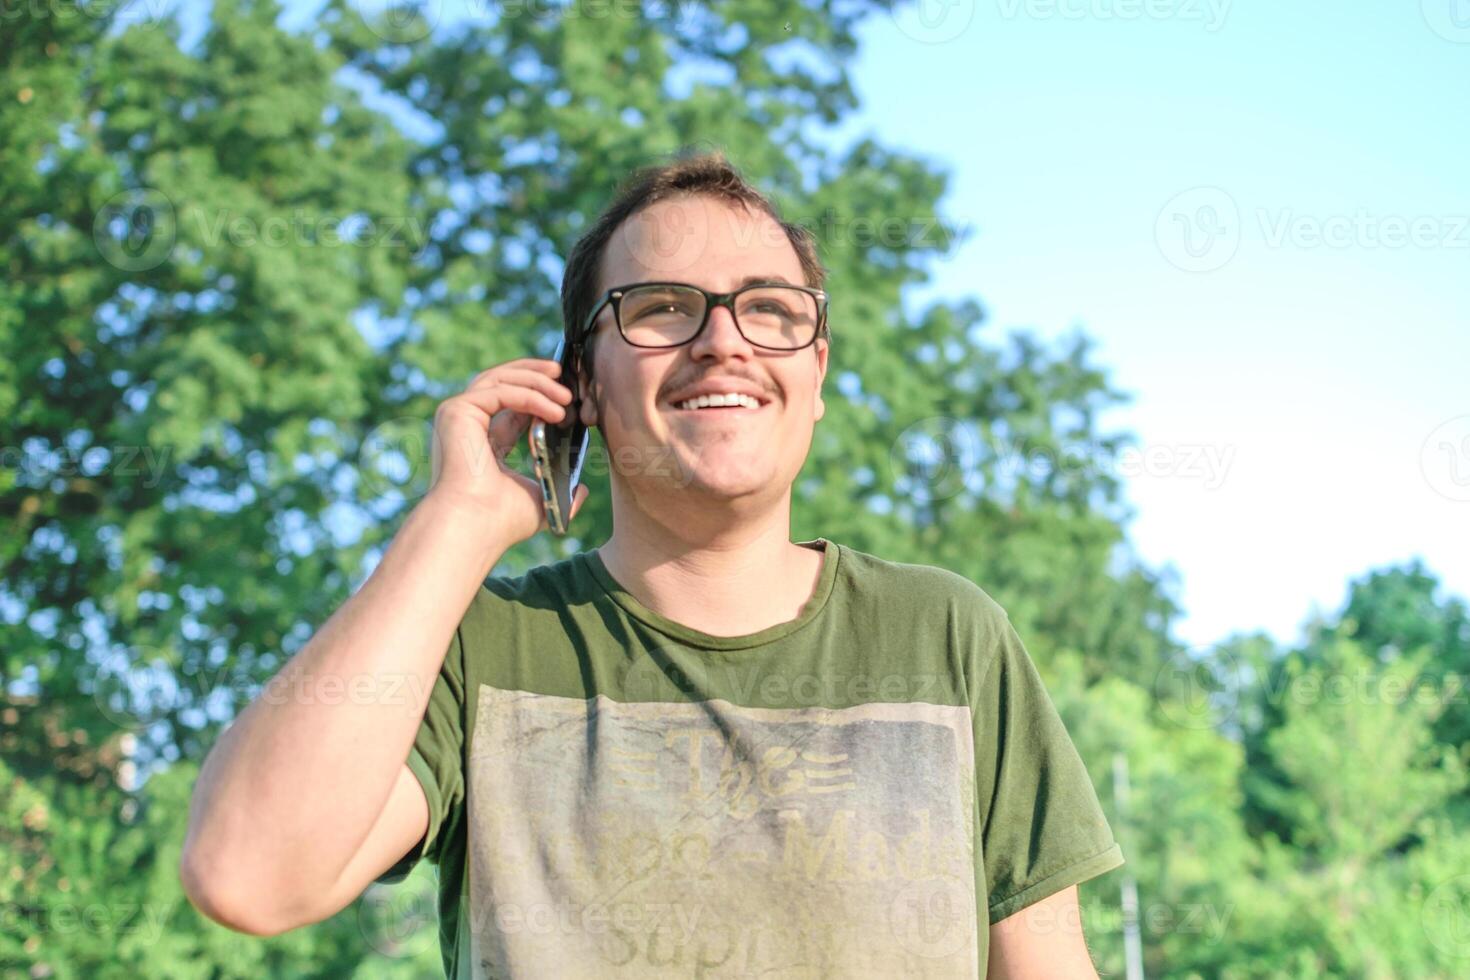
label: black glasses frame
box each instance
[576,280,831,352]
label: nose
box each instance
[689,301,755,361]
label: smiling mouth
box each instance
[667,394,770,414]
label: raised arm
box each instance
[178,357,588,935]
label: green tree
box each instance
[1218,637,1467,979]
[4,1,427,974]
[319,0,1184,689]
[1260,639,1464,864]
[0,691,445,977]
[1326,561,1470,768]
[1044,653,1254,978]
[1176,584,1470,980]
[6,0,1189,974]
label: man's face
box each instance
[578,193,828,504]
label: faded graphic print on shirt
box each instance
[466,684,979,978]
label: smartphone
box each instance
[529,337,590,536]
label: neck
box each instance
[594,479,825,637]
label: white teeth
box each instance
[675,393,762,411]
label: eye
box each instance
[626,296,700,320]
[746,299,800,318]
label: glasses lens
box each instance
[735,286,820,349]
[619,285,706,347]
[617,284,822,349]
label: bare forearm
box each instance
[182,491,510,917]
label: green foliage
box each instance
[1259,640,1464,863]
[1327,560,1470,756]
[1045,653,1253,977]
[5,0,1470,977]
[0,717,441,978]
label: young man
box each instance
[180,151,1124,978]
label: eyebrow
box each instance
[733,274,796,288]
[613,274,798,293]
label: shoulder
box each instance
[834,541,1013,640]
[461,552,595,626]
[482,552,585,599]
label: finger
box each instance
[466,368,576,411]
[453,383,568,429]
[504,468,543,511]
[487,407,532,458]
[467,363,569,391]
[492,468,547,535]
[467,358,565,391]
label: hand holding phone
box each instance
[424,353,589,544]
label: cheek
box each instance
[789,371,821,413]
[594,366,657,435]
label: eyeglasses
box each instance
[577,281,830,352]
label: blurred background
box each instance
[4,0,1468,975]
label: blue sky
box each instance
[836,0,1470,649]
[165,0,1470,652]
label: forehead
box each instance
[598,193,804,293]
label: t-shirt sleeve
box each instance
[972,609,1124,923]
[372,622,468,885]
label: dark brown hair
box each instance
[559,147,827,391]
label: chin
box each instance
[687,479,769,501]
[671,462,778,499]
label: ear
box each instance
[812,336,829,423]
[576,349,600,427]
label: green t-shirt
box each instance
[374,537,1123,978]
